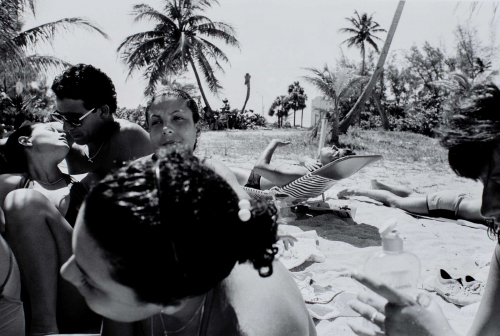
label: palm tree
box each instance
[241,73,251,112]
[286,81,307,127]
[118,0,240,111]
[339,1,405,133]
[268,95,288,128]
[339,11,387,75]
[303,65,367,145]
[0,0,109,88]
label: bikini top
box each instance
[17,173,89,227]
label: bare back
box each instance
[65,119,153,182]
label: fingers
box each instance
[349,300,385,330]
[416,292,432,308]
[358,291,387,313]
[348,322,385,336]
[283,240,290,251]
[352,272,415,306]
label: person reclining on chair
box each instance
[338,180,485,224]
[231,139,354,190]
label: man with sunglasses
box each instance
[50,64,152,187]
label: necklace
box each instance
[85,141,106,163]
[156,294,207,336]
[34,177,65,186]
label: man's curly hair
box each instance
[84,149,278,306]
[51,64,118,114]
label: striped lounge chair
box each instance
[243,155,383,201]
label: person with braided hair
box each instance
[61,149,316,336]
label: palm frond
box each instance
[132,4,178,29]
[196,22,240,48]
[193,48,222,95]
[117,30,165,53]
[13,17,109,51]
[195,37,230,66]
[23,54,72,73]
[365,36,381,53]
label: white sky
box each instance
[24,0,499,127]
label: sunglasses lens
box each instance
[51,114,64,123]
[52,113,80,127]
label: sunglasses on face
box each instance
[51,107,96,127]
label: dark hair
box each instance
[440,82,500,240]
[441,83,500,180]
[84,149,278,306]
[4,125,34,173]
[145,91,200,126]
[51,64,118,114]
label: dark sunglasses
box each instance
[51,107,96,127]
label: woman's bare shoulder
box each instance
[223,261,314,336]
[0,174,23,190]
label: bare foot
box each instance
[371,179,385,190]
[337,188,359,199]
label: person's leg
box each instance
[3,189,100,335]
[371,180,418,197]
[229,167,252,186]
[456,198,486,224]
[338,188,429,214]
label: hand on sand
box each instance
[337,188,358,199]
[278,233,298,251]
[271,139,291,148]
[348,271,457,336]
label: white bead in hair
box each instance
[238,199,251,210]
[238,209,251,222]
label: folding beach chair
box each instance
[243,155,383,201]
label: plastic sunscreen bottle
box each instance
[362,220,421,329]
[364,220,421,295]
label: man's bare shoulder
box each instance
[113,119,149,138]
[110,119,153,160]
[223,261,314,336]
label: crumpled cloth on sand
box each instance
[292,269,360,320]
[276,230,326,270]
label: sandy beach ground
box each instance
[197,129,492,336]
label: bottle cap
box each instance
[380,219,403,252]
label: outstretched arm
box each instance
[254,139,309,186]
[467,244,500,335]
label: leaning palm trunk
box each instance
[371,94,390,130]
[189,56,212,112]
[339,1,405,133]
[330,108,340,146]
[241,73,251,113]
[317,112,329,156]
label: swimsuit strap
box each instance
[0,248,14,294]
[198,285,216,336]
[18,173,30,189]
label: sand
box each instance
[225,157,492,336]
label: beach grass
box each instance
[196,127,449,169]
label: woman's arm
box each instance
[467,244,500,336]
[204,158,250,200]
[254,139,309,186]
